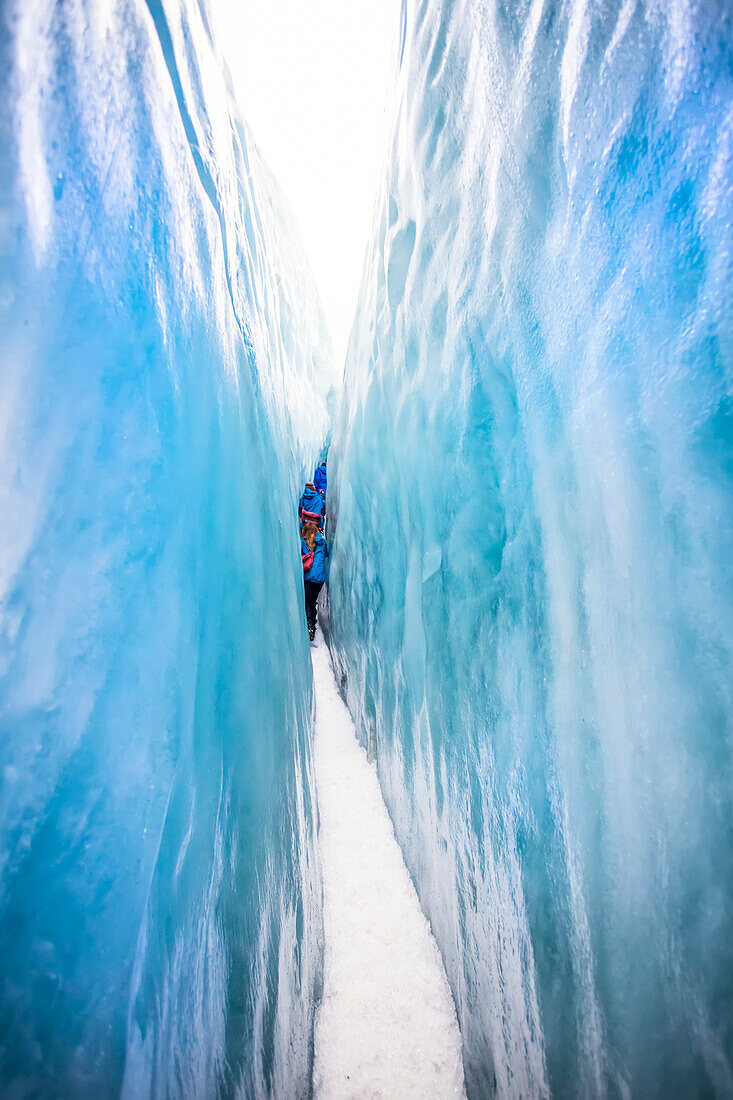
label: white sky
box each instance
[210,0,402,371]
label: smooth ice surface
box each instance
[0,0,335,1094]
[311,630,465,1099]
[327,0,733,1097]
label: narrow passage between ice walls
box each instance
[1,0,732,1096]
[310,629,465,1099]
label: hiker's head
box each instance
[302,521,319,550]
[305,481,315,490]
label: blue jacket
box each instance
[301,531,327,584]
[313,463,327,496]
[299,485,325,527]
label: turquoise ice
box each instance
[0,0,334,1094]
[1,0,732,1096]
[327,0,733,1096]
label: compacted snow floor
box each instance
[310,630,466,1099]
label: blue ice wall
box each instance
[0,0,334,1094]
[327,0,733,1095]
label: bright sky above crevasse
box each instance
[211,0,402,372]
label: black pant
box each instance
[304,580,323,638]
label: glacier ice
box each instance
[2,0,733,1094]
[326,0,733,1096]
[0,0,335,1094]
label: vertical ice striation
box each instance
[0,0,335,1094]
[327,0,733,1096]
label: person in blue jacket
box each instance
[301,521,328,640]
[313,459,327,497]
[299,482,325,528]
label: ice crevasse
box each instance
[326,0,733,1097]
[0,0,336,1094]
[0,0,732,1097]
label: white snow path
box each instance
[310,630,466,1099]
